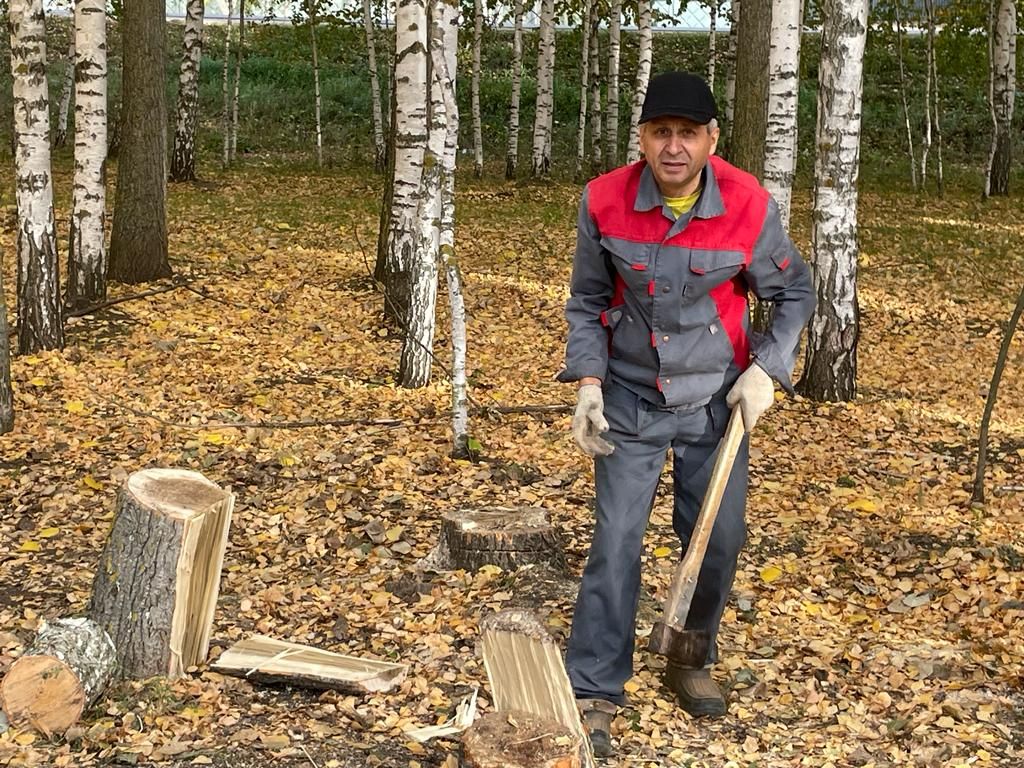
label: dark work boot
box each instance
[664,664,727,718]
[577,698,616,758]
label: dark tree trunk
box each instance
[108,0,170,284]
[989,131,1012,196]
[728,0,770,178]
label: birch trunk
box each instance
[383,0,428,336]
[471,0,483,177]
[920,1,932,187]
[574,0,591,179]
[799,0,868,403]
[625,0,652,164]
[604,0,622,170]
[54,39,75,148]
[169,0,204,182]
[531,0,556,177]
[310,3,324,168]
[66,0,107,311]
[894,1,917,190]
[363,0,387,172]
[986,0,1015,197]
[505,0,524,179]
[10,0,64,353]
[926,0,943,196]
[0,265,13,433]
[763,0,801,228]
[588,11,603,176]
[230,0,244,161]
[707,0,719,90]
[723,0,740,147]
[221,0,232,168]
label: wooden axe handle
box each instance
[659,407,746,630]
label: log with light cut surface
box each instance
[438,507,566,572]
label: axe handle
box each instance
[660,407,746,629]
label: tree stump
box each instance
[438,507,565,572]
[89,468,234,679]
[0,618,116,736]
[463,710,581,768]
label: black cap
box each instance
[639,71,717,125]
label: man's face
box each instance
[638,117,720,198]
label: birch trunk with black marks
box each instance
[170,0,204,182]
[310,2,324,167]
[799,0,867,403]
[625,0,652,164]
[230,0,244,161]
[363,0,387,172]
[925,0,943,196]
[531,0,555,177]
[588,11,603,176]
[574,0,590,179]
[108,0,169,284]
[894,1,917,190]
[471,0,483,177]
[66,0,107,311]
[54,39,75,148]
[723,0,740,147]
[986,0,1016,197]
[10,0,64,353]
[0,268,13,433]
[730,0,770,178]
[505,0,524,179]
[604,0,622,170]
[707,0,719,90]
[383,0,428,340]
[763,0,801,228]
[221,0,232,168]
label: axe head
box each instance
[647,621,710,668]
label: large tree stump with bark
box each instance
[0,618,116,736]
[437,507,565,572]
[89,468,234,679]
[462,710,582,768]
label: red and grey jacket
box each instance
[558,156,815,409]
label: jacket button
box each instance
[662,284,672,293]
[665,378,671,384]
[662,335,670,342]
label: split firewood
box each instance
[462,710,582,768]
[0,618,116,736]
[212,635,407,693]
[89,468,234,679]
[436,507,566,572]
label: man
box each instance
[557,71,814,757]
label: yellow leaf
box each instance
[760,565,783,583]
[623,680,641,693]
[386,525,404,542]
[29,377,46,387]
[325,498,338,512]
[653,546,673,558]
[19,540,40,552]
[802,602,821,615]
[847,498,878,513]
[202,432,225,445]
[65,400,86,414]
[14,731,36,746]
[83,475,103,490]
[81,440,98,448]
[38,527,59,538]
[251,394,270,407]
[279,454,297,467]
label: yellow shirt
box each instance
[664,187,702,219]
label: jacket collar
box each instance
[633,159,726,219]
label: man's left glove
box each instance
[726,363,775,432]
[572,384,615,457]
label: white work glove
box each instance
[726,363,775,432]
[572,384,615,457]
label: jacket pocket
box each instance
[685,248,746,300]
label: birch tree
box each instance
[0,265,12,432]
[986,0,1016,197]
[893,1,917,189]
[170,0,204,182]
[763,0,802,228]
[10,0,64,353]
[54,39,75,148]
[471,0,483,177]
[604,0,622,169]
[108,0,170,284]
[575,0,591,178]
[66,0,108,311]
[625,0,652,164]
[531,0,556,176]
[309,0,324,167]
[926,0,943,196]
[800,0,868,402]
[588,11,603,175]
[505,0,524,178]
[363,0,387,172]
[221,0,233,168]
[230,0,245,161]
[723,0,740,147]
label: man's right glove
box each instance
[572,384,615,457]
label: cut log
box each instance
[0,618,116,736]
[212,634,407,693]
[463,710,581,768]
[89,468,234,679]
[479,610,594,768]
[437,507,565,572]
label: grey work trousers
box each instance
[566,380,750,706]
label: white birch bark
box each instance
[363,0,387,172]
[221,0,233,168]
[10,0,64,353]
[986,0,1017,197]
[230,0,244,161]
[310,1,324,167]
[505,0,524,178]
[574,0,591,178]
[625,0,652,164]
[170,0,204,182]
[724,0,740,145]
[604,0,622,169]
[763,0,802,228]
[926,0,943,196]
[55,39,75,148]
[67,0,107,311]
[894,1,917,190]
[471,0,483,177]
[0,267,12,432]
[802,0,868,402]
[588,11,602,175]
[531,0,555,177]
[707,0,719,90]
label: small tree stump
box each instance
[463,710,581,768]
[0,617,116,736]
[89,468,234,679]
[438,507,565,572]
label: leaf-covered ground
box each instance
[1,161,1022,768]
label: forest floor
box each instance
[1,160,1022,768]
